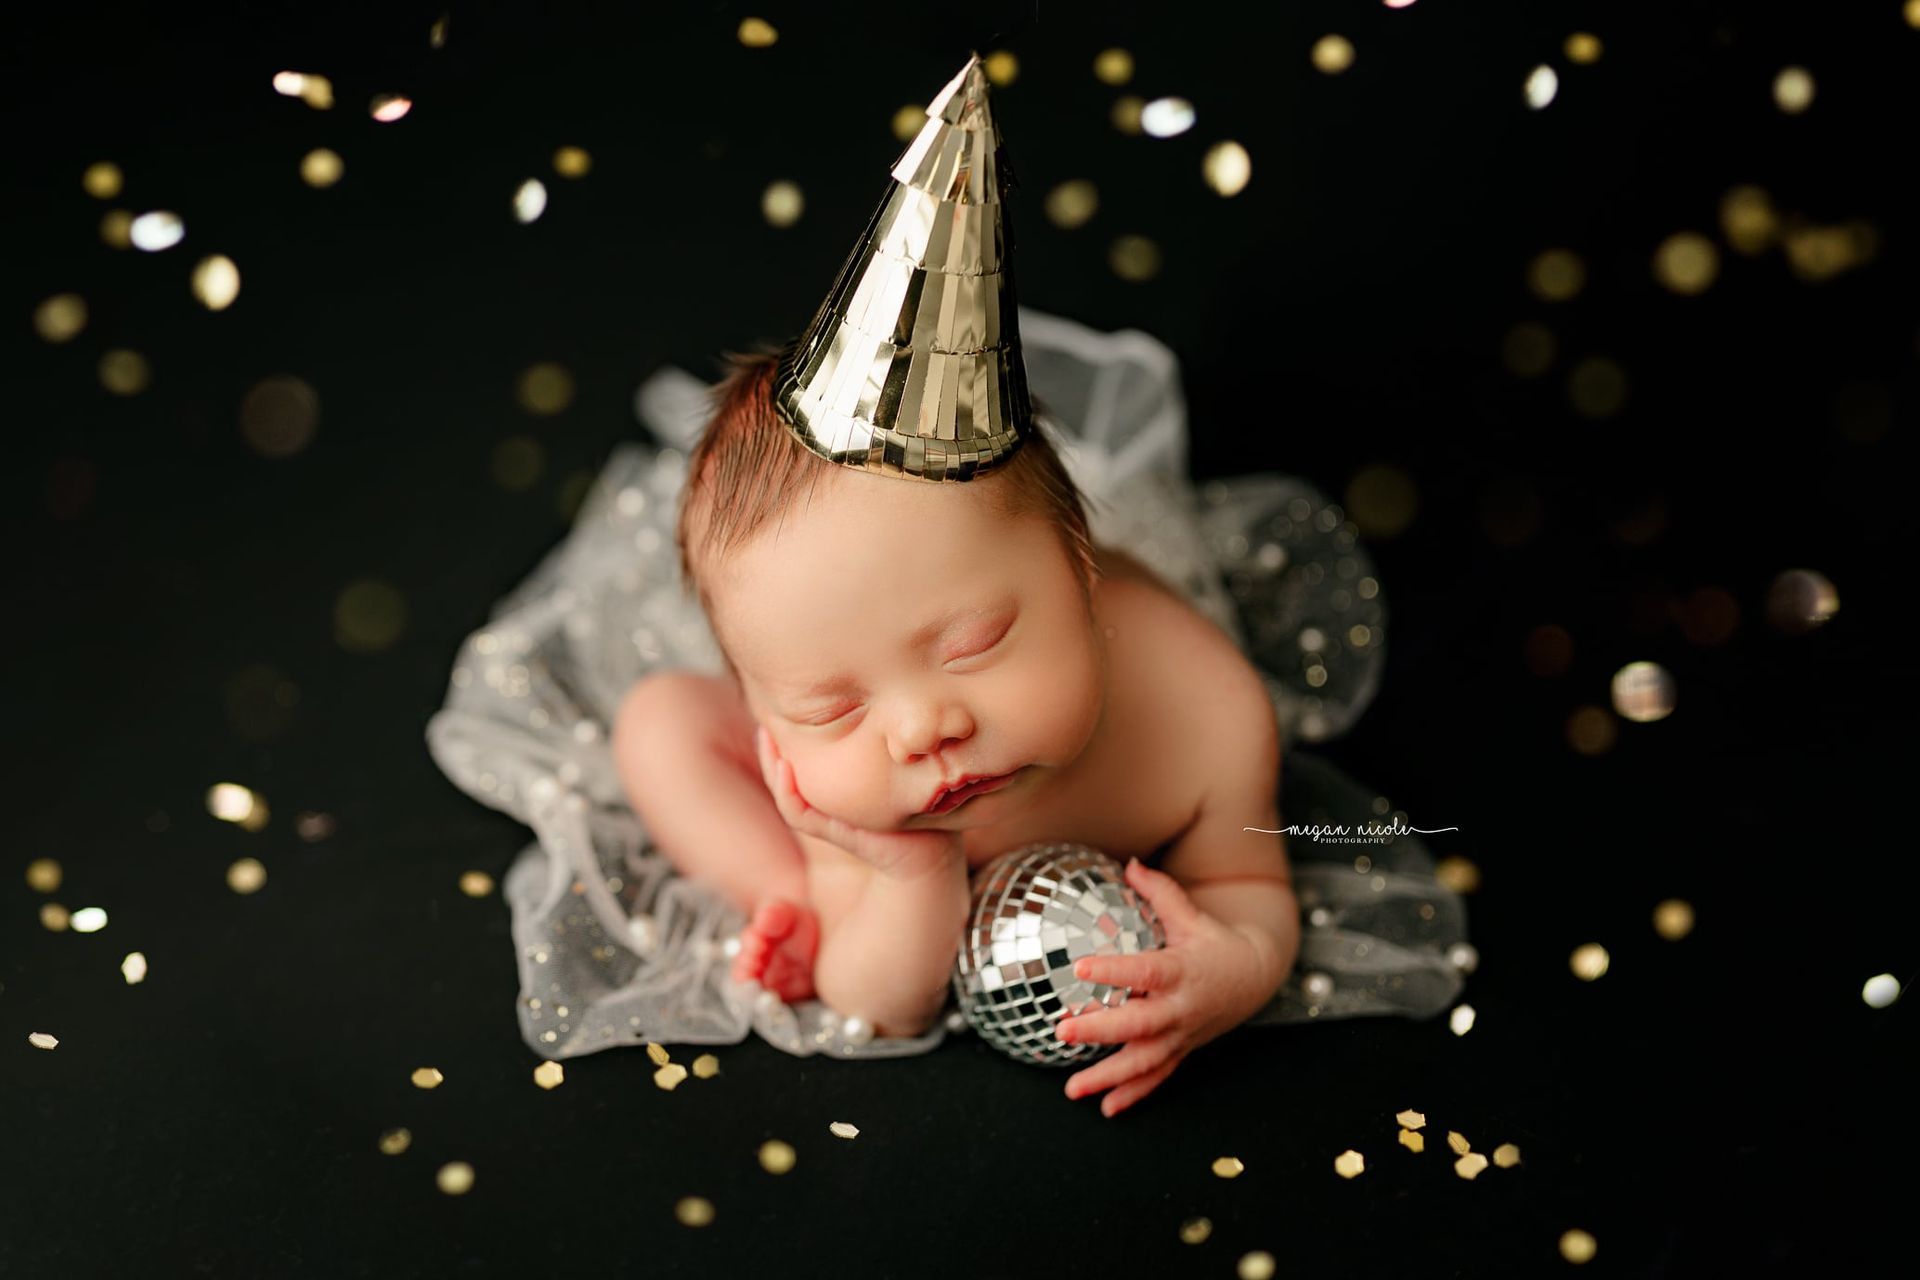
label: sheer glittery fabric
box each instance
[424,307,1472,1062]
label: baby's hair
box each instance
[674,343,1104,652]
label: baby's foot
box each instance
[730,897,820,1004]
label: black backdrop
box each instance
[4,2,1914,1275]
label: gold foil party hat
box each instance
[773,52,1033,482]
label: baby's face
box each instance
[706,473,1106,833]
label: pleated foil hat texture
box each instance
[773,52,1037,483]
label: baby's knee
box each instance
[614,670,732,758]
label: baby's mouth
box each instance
[921,768,1022,816]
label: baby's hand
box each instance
[754,724,962,881]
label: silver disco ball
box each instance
[952,843,1166,1067]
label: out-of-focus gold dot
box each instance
[553,146,591,178]
[122,952,148,984]
[1093,48,1134,85]
[1179,1217,1212,1244]
[34,293,87,343]
[1568,356,1627,418]
[82,161,124,198]
[191,255,242,310]
[71,907,107,933]
[412,1067,444,1089]
[1044,180,1099,229]
[429,13,449,48]
[227,857,267,894]
[1565,32,1603,64]
[758,1140,796,1174]
[692,1054,720,1078]
[1678,587,1740,646]
[1908,0,1920,27]
[27,858,63,892]
[1434,856,1481,894]
[1773,66,1814,114]
[762,180,804,227]
[1396,1109,1427,1130]
[1449,1004,1476,1035]
[1566,705,1616,754]
[459,870,495,898]
[891,104,926,141]
[674,1195,714,1226]
[1861,972,1901,1009]
[240,375,321,458]
[1570,943,1611,981]
[1203,141,1252,196]
[512,178,548,224]
[1653,232,1718,294]
[1313,35,1355,74]
[100,209,134,249]
[829,1121,860,1139]
[436,1162,474,1195]
[99,349,151,396]
[29,1032,60,1050]
[379,1127,412,1155]
[1399,1128,1425,1153]
[370,93,413,123]
[1560,1229,1597,1264]
[208,781,262,825]
[1524,624,1574,677]
[654,1063,689,1090]
[533,1060,564,1089]
[1345,465,1418,539]
[1446,1130,1471,1155]
[335,579,408,653]
[1333,1149,1365,1178]
[1492,1143,1522,1168]
[1238,1252,1276,1280]
[491,436,546,492]
[645,1041,671,1067]
[300,148,344,188]
[1110,95,1145,134]
[1720,185,1778,254]
[1455,1152,1490,1180]
[736,17,777,47]
[1527,248,1585,301]
[1524,65,1559,110]
[1611,661,1676,722]
[41,903,70,931]
[295,812,335,842]
[1212,1156,1245,1178]
[1502,321,1556,377]
[1653,898,1695,940]
[515,362,574,416]
[273,71,335,109]
[983,51,1018,85]
[1109,234,1161,282]
[1784,220,1877,282]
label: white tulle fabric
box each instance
[425,308,1471,1062]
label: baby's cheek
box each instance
[1004,643,1103,765]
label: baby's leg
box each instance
[611,669,810,923]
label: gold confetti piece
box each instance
[674,1195,714,1227]
[1093,48,1133,86]
[654,1063,688,1091]
[100,209,133,249]
[29,1032,59,1050]
[1772,67,1814,115]
[983,50,1018,85]
[436,1161,474,1195]
[1312,34,1355,74]
[226,858,267,894]
[645,1042,671,1067]
[691,1054,720,1079]
[411,1067,445,1088]
[1212,1156,1245,1178]
[99,349,152,396]
[378,1127,411,1154]
[1434,856,1481,894]
[1569,944,1611,981]
[533,1061,564,1089]
[1333,1150,1365,1179]
[553,146,591,178]
[41,903,70,931]
[736,17,777,47]
[70,907,107,933]
[122,952,147,984]
[1178,1217,1212,1245]
[33,295,87,343]
[1395,1109,1426,1130]
[1492,1143,1522,1168]
[335,579,407,653]
[1109,234,1161,282]
[1862,974,1902,1009]
[370,93,413,123]
[1110,95,1144,135]
[26,858,62,893]
[1447,1131,1471,1155]
[1653,899,1695,941]
[1399,1129,1425,1153]
[758,1140,796,1174]
[459,871,495,898]
[829,1122,859,1139]
[1559,1228,1597,1264]
[191,255,241,311]
[1238,1251,1276,1280]
[1044,180,1098,229]
[1202,142,1251,197]
[301,148,344,188]
[762,180,804,227]
[82,161,123,199]
[1454,1152,1490,1180]
[512,178,547,224]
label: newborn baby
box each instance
[612,348,1301,1115]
